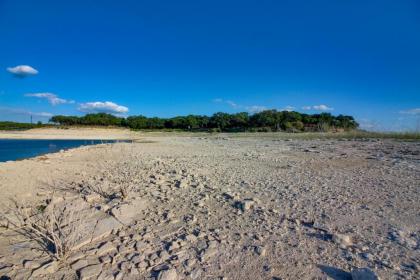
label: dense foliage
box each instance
[50,110,358,132]
[0,121,46,130]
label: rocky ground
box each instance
[0,135,419,279]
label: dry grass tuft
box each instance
[0,199,83,261]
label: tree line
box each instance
[0,121,47,131]
[50,110,358,132]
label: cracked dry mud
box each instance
[0,135,419,279]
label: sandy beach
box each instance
[0,130,419,279]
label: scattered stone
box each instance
[97,242,116,256]
[31,260,58,277]
[236,199,255,211]
[137,261,148,271]
[79,264,103,280]
[111,198,148,225]
[176,180,188,188]
[200,246,218,262]
[23,260,41,269]
[84,193,101,203]
[156,268,178,280]
[73,214,122,251]
[114,271,124,280]
[136,240,147,251]
[255,246,266,256]
[333,233,353,248]
[71,259,88,271]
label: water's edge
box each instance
[0,139,132,162]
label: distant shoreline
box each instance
[0,127,136,140]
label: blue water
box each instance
[0,139,125,162]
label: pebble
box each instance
[332,233,353,248]
[156,268,178,280]
[255,246,266,256]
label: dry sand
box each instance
[0,130,419,279]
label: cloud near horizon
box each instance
[78,101,129,114]
[25,93,75,106]
[7,65,38,77]
[0,106,52,118]
[302,104,334,111]
[213,98,267,113]
[280,105,295,112]
[400,108,420,115]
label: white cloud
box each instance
[78,101,129,114]
[280,105,295,112]
[213,98,267,113]
[226,100,239,108]
[7,65,38,77]
[33,111,54,117]
[313,104,333,111]
[25,92,75,106]
[302,104,334,111]
[400,108,420,115]
[245,105,267,113]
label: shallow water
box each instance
[0,139,125,162]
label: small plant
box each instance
[0,199,82,261]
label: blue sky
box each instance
[0,0,419,131]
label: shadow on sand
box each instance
[318,265,352,280]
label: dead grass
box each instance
[0,199,83,261]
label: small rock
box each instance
[333,233,353,248]
[156,268,178,280]
[136,261,148,271]
[176,180,188,188]
[114,271,124,280]
[136,241,147,251]
[31,260,58,277]
[23,260,41,269]
[79,264,102,280]
[351,268,379,280]
[236,199,254,211]
[71,259,88,271]
[85,193,101,203]
[97,242,116,256]
[200,247,218,262]
[255,246,266,256]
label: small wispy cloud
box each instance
[78,101,129,115]
[7,65,38,77]
[213,98,267,113]
[25,92,75,106]
[302,104,334,111]
[399,108,420,115]
[226,100,240,108]
[280,105,295,112]
[246,105,267,113]
[0,106,52,118]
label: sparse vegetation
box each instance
[0,199,82,261]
